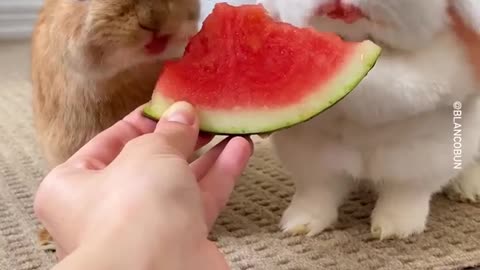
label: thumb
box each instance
[119,101,200,161]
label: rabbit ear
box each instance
[449,0,480,81]
[450,0,480,34]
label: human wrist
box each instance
[51,243,130,270]
[53,228,180,270]
[52,241,176,270]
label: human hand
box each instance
[34,101,253,270]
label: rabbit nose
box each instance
[136,1,170,33]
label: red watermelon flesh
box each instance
[143,3,381,135]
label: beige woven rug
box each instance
[1,41,480,270]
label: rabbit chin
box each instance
[112,32,194,77]
[310,16,446,51]
[258,0,450,51]
[72,41,184,81]
[309,0,450,51]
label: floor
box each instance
[0,40,31,81]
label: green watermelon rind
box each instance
[143,40,381,135]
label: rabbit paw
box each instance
[370,213,426,240]
[446,166,480,203]
[280,197,337,237]
[370,192,429,240]
[38,227,56,251]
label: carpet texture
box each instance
[1,40,480,270]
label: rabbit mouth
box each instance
[337,33,389,50]
[145,34,171,55]
[316,2,368,24]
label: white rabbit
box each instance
[257,0,480,239]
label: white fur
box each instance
[258,0,324,27]
[258,0,480,239]
[447,164,480,203]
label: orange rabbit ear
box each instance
[449,1,480,80]
[449,0,480,34]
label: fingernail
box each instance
[162,101,195,125]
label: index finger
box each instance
[66,105,157,169]
[66,106,214,170]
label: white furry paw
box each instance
[446,166,480,203]
[370,193,430,240]
[370,211,427,240]
[280,198,337,237]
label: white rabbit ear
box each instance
[450,0,480,33]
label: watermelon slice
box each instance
[143,3,381,135]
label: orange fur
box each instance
[448,0,480,81]
[450,8,480,80]
[31,0,199,167]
